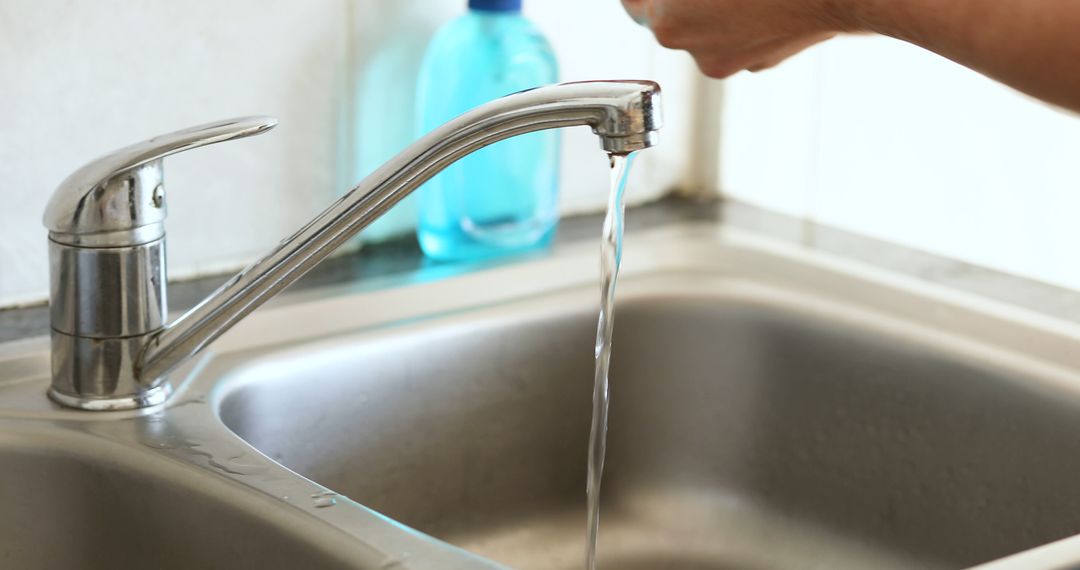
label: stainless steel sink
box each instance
[6,222,1080,569]
[0,428,363,569]
[218,285,1080,569]
[209,225,1080,569]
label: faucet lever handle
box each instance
[43,116,277,246]
[92,116,278,178]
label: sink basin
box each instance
[215,227,1080,570]
[0,429,359,570]
[8,222,1080,569]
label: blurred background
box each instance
[2,0,1078,307]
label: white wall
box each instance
[0,0,698,307]
[723,35,1080,291]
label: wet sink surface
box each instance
[0,434,357,570]
[218,268,1080,569]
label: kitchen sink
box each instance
[0,430,361,570]
[211,226,1080,569]
[6,222,1080,569]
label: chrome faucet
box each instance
[42,80,663,410]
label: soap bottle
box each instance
[415,0,559,261]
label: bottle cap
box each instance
[469,0,522,12]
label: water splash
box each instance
[585,152,635,570]
[311,490,338,508]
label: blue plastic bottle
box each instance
[415,0,559,261]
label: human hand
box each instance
[621,0,856,77]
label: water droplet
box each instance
[311,491,337,508]
[200,454,262,476]
[170,396,208,409]
[220,455,267,476]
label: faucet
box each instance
[42,80,662,410]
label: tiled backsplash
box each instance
[722,35,1080,291]
[0,1,699,307]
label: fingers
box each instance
[621,0,651,26]
[746,32,836,72]
[628,0,844,78]
[688,31,836,78]
[691,55,751,79]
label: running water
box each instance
[585,152,635,570]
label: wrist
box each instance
[814,0,871,33]
[814,0,906,37]
[837,0,919,41]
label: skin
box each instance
[622,0,1080,112]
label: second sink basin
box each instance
[0,429,360,570]
[213,229,1080,569]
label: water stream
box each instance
[585,152,635,570]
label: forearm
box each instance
[847,0,1080,111]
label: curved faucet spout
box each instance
[136,80,662,390]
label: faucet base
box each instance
[48,383,171,411]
